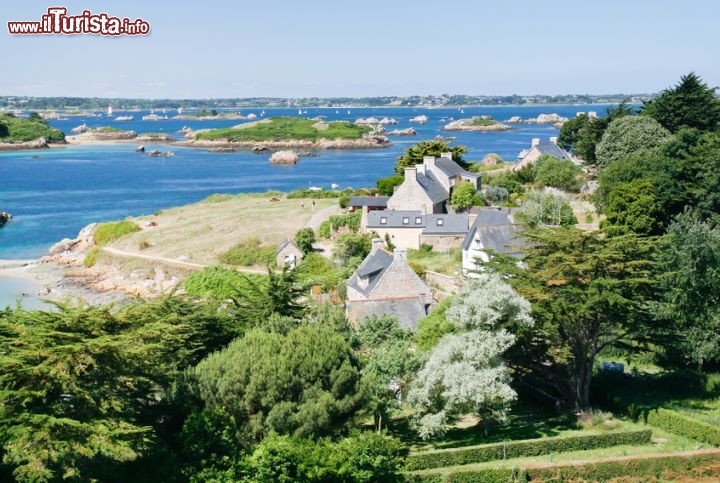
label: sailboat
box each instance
[107,104,113,116]
[298,109,302,115]
[261,110,265,116]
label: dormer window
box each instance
[402,217,409,225]
[380,217,387,225]
[437,218,444,226]
[415,217,422,224]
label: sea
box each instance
[0,104,609,306]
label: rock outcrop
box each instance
[386,127,416,136]
[269,150,299,164]
[148,150,175,157]
[0,211,12,227]
[71,123,90,134]
[69,129,138,141]
[443,117,512,132]
[0,137,49,151]
[481,153,503,165]
[409,115,428,124]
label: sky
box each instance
[2,0,719,99]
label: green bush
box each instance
[533,154,585,192]
[647,408,720,446]
[83,246,100,267]
[405,429,652,471]
[525,452,720,482]
[407,453,720,483]
[219,237,275,267]
[184,266,266,299]
[287,188,343,199]
[377,175,405,196]
[93,220,141,245]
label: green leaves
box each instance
[642,72,720,133]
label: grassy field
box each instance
[194,117,370,142]
[105,193,339,266]
[471,117,499,126]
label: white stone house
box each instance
[275,238,304,269]
[515,137,572,171]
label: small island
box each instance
[442,116,513,132]
[0,112,65,150]
[182,117,389,150]
[0,211,12,227]
[67,126,138,142]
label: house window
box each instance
[402,217,409,225]
[437,218,444,226]
[415,217,422,224]
[380,217,387,225]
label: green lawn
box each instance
[195,117,370,142]
[408,247,462,275]
[471,117,498,126]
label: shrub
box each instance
[377,175,405,196]
[533,154,585,192]
[339,194,351,208]
[294,228,316,254]
[93,220,141,245]
[485,186,509,204]
[646,408,720,446]
[405,429,652,471]
[84,246,100,267]
[408,453,720,483]
[409,261,427,280]
[184,266,266,300]
[219,237,275,266]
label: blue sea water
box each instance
[0,104,609,260]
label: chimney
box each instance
[549,136,558,145]
[371,238,385,252]
[531,138,540,147]
[393,248,407,261]
[403,166,417,181]
[416,163,426,175]
[440,152,452,160]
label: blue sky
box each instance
[3,0,718,98]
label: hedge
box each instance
[647,408,720,446]
[405,451,720,483]
[525,451,720,482]
[406,429,652,471]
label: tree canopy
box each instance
[595,115,672,169]
[642,72,720,133]
[394,140,468,174]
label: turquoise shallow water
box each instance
[0,278,49,310]
[0,105,608,260]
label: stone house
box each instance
[461,208,523,274]
[363,210,470,250]
[514,137,572,171]
[386,152,480,214]
[346,238,433,329]
[275,238,304,269]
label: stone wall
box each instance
[419,234,465,252]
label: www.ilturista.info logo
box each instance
[8,7,150,36]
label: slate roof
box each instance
[349,196,389,207]
[347,249,394,297]
[346,298,428,330]
[275,238,301,255]
[462,219,524,254]
[474,208,511,226]
[435,157,480,178]
[366,210,424,228]
[423,214,469,234]
[533,142,571,160]
[416,172,449,204]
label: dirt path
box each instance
[100,246,268,274]
[305,204,343,230]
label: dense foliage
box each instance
[194,117,370,141]
[532,154,585,192]
[0,113,65,143]
[642,72,720,133]
[394,140,468,174]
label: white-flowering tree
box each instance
[407,273,534,438]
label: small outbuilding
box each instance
[275,238,304,269]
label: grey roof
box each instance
[534,142,571,160]
[462,221,525,254]
[435,157,479,179]
[276,238,300,255]
[348,249,394,296]
[366,210,424,228]
[417,172,449,204]
[347,298,428,330]
[474,208,511,226]
[423,214,469,234]
[349,196,389,207]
